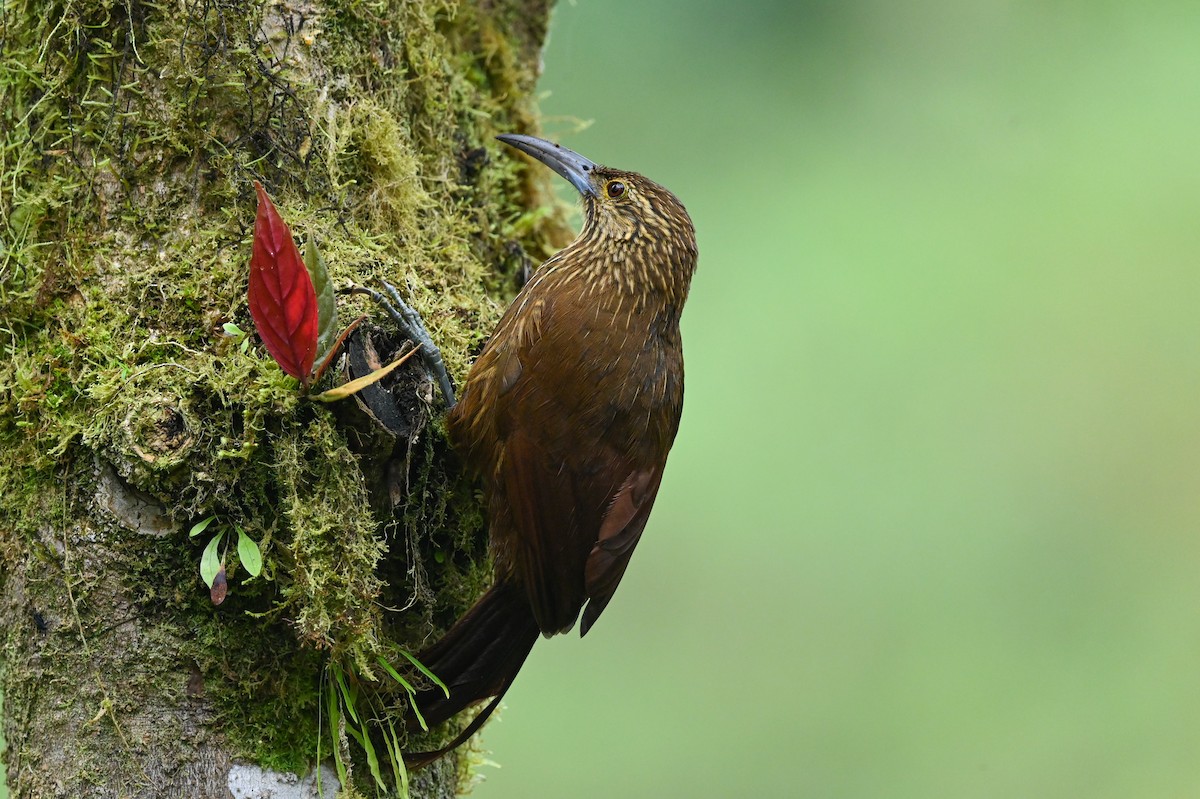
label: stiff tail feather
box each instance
[404,578,540,768]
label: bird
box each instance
[398,133,698,766]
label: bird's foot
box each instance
[347,281,456,408]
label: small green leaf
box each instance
[222,322,245,338]
[236,526,263,577]
[189,515,216,538]
[305,232,339,366]
[200,532,224,588]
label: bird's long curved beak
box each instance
[496,134,598,197]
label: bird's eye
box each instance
[606,181,626,199]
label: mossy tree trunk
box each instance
[0,0,562,796]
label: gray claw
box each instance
[350,282,457,408]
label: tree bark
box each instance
[0,0,560,796]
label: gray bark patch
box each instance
[95,461,176,537]
[227,763,340,799]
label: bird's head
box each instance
[496,134,695,256]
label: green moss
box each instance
[0,0,563,791]
[275,413,386,648]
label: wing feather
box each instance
[580,468,664,635]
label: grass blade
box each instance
[325,675,347,786]
[385,718,410,797]
[376,655,416,693]
[400,649,449,698]
[332,663,359,724]
[345,720,385,790]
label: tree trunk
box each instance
[0,0,561,796]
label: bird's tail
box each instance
[404,578,540,768]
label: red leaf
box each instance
[248,181,318,384]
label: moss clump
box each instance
[274,413,386,648]
[0,0,565,792]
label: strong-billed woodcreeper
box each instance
[397,134,697,765]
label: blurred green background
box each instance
[474,1,1200,798]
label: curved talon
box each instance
[347,282,457,408]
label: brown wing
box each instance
[490,309,642,633]
[580,466,665,635]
